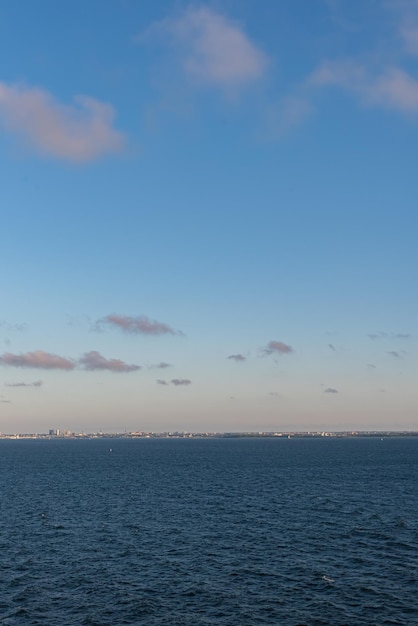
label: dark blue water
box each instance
[0,437,417,625]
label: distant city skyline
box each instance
[1,1,417,433]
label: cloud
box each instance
[97,314,179,336]
[368,332,411,340]
[400,23,418,55]
[79,351,141,373]
[156,379,169,385]
[227,354,246,362]
[324,387,339,394]
[263,93,312,138]
[328,343,336,351]
[387,351,402,358]
[5,380,43,387]
[367,363,377,369]
[0,82,125,161]
[143,6,268,92]
[310,60,418,114]
[0,320,28,332]
[392,0,418,55]
[151,362,172,369]
[368,332,388,340]
[170,378,191,386]
[0,350,75,370]
[263,341,293,356]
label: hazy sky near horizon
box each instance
[1,0,417,433]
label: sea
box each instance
[0,436,417,625]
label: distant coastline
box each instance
[1,430,418,440]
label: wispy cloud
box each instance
[328,343,336,351]
[142,6,268,93]
[0,320,28,332]
[157,378,191,386]
[151,362,172,369]
[368,332,411,340]
[227,354,246,362]
[0,82,125,161]
[310,60,418,114]
[170,378,191,386]
[324,387,339,394]
[0,350,75,370]
[79,351,141,373]
[96,314,180,336]
[391,0,418,56]
[387,350,402,359]
[263,93,312,138]
[263,341,293,356]
[5,380,43,388]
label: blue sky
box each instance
[1,0,417,433]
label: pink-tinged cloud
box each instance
[147,7,268,90]
[171,378,191,386]
[0,350,75,370]
[263,341,293,356]
[227,354,246,362]
[0,82,125,161]
[310,60,418,113]
[79,351,141,373]
[98,314,179,336]
[5,380,43,387]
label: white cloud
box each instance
[144,7,268,93]
[0,82,125,161]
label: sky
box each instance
[1,0,417,434]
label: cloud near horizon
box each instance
[170,378,191,386]
[0,350,75,370]
[143,6,268,92]
[79,351,141,373]
[150,362,172,369]
[227,354,246,362]
[156,378,191,386]
[387,351,402,359]
[324,387,338,394]
[97,314,180,336]
[5,380,43,387]
[0,82,125,161]
[263,341,293,356]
